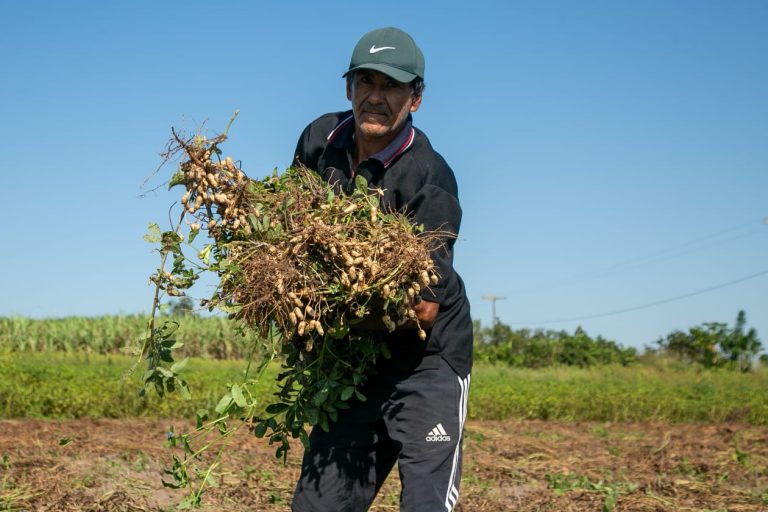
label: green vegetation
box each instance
[655,310,763,371]
[2,313,765,427]
[474,310,763,371]
[473,322,637,367]
[0,352,273,419]
[0,314,259,358]
[4,311,761,372]
[469,363,768,424]
[1,352,766,424]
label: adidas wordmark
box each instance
[425,423,451,442]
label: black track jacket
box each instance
[293,110,473,377]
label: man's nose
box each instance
[367,85,385,103]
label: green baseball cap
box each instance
[344,27,425,83]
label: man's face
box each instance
[346,69,422,142]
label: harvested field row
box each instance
[1,419,765,511]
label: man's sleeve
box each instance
[293,121,320,170]
[404,180,462,305]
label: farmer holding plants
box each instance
[291,27,473,512]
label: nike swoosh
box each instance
[369,45,396,54]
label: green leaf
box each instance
[156,366,174,378]
[265,403,290,415]
[159,350,174,363]
[58,437,73,447]
[268,324,283,344]
[177,379,192,400]
[167,170,186,190]
[299,429,310,450]
[160,337,177,348]
[305,407,319,425]
[247,214,261,232]
[160,231,182,255]
[214,393,233,414]
[318,411,330,432]
[355,175,368,194]
[196,409,209,428]
[143,223,161,243]
[602,492,617,512]
[253,422,268,438]
[158,321,180,338]
[198,244,213,265]
[355,390,367,402]
[312,386,330,406]
[171,357,189,374]
[340,386,355,401]
[231,384,247,408]
[161,479,184,490]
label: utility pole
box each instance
[481,295,506,328]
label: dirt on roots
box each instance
[0,418,766,511]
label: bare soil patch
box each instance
[1,418,765,511]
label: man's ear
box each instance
[410,94,422,113]
[346,77,353,101]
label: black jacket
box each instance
[294,110,473,376]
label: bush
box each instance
[473,322,636,368]
[656,310,762,371]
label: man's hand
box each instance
[353,299,439,332]
[412,299,438,329]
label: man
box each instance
[291,27,473,512]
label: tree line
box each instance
[474,310,764,371]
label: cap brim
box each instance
[343,63,418,83]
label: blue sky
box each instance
[1,1,766,351]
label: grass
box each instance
[470,364,768,424]
[1,352,767,423]
[0,352,274,419]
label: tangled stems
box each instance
[140,120,443,504]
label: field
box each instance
[2,418,766,511]
[3,353,767,424]
[1,320,768,510]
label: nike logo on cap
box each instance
[369,45,396,54]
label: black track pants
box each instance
[291,356,470,512]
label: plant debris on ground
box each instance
[1,418,766,511]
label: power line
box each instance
[509,217,767,296]
[508,269,768,325]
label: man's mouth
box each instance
[361,106,388,118]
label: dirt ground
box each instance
[0,418,766,511]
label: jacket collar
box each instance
[327,111,415,169]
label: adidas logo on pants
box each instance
[426,423,452,442]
